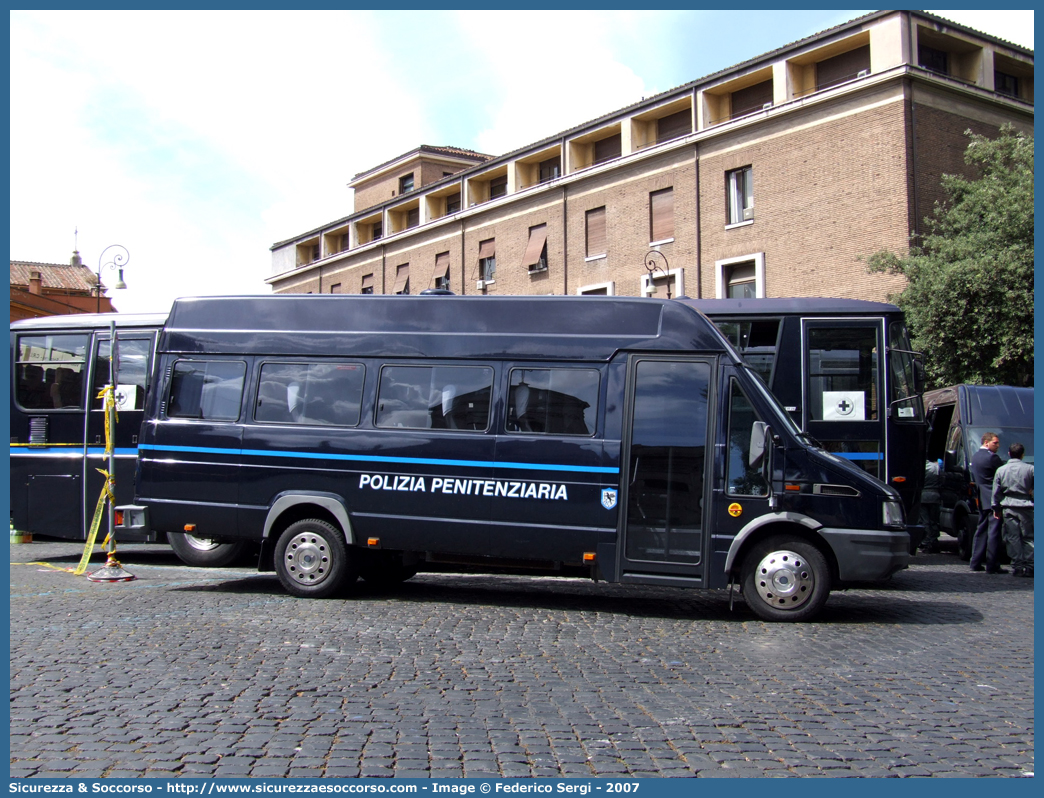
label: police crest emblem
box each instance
[601,488,618,510]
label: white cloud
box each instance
[455,11,654,155]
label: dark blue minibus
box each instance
[121,294,910,621]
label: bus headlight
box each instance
[882,500,906,529]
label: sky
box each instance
[8,9,1035,314]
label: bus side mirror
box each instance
[750,421,769,468]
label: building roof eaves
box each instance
[349,144,493,184]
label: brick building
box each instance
[268,10,1033,303]
[10,252,117,322]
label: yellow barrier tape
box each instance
[73,469,114,575]
[71,385,119,576]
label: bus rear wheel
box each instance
[741,536,830,622]
[275,518,357,598]
[167,532,246,567]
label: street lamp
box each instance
[96,244,129,313]
[645,249,672,299]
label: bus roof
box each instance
[10,312,169,331]
[676,297,902,316]
[160,294,737,361]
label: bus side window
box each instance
[376,365,493,431]
[168,360,246,421]
[506,368,599,436]
[15,333,89,410]
[91,337,152,411]
[255,362,365,427]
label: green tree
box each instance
[867,124,1033,388]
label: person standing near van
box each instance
[919,459,944,553]
[992,442,1033,578]
[969,432,1007,574]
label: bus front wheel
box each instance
[741,536,831,622]
[274,518,357,598]
[167,532,246,568]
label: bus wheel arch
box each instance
[729,521,836,622]
[259,493,355,568]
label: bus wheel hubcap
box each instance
[285,534,330,585]
[754,549,813,609]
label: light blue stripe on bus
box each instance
[137,443,620,475]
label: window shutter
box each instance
[435,252,450,279]
[521,225,549,270]
[478,239,496,260]
[815,45,870,91]
[731,80,773,117]
[656,109,691,143]
[594,134,621,163]
[650,189,674,242]
[361,273,374,290]
[586,208,606,257]
[393,264,409,294]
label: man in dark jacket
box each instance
[969,432,1006,573]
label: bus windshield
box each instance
[741,363,803,440]
[887,321,923,422]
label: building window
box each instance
[995,70,1019,97]
[815,45,871,91]
[434,252,451,291]
[726,167,753,225]
[489,175,508,200]
[329,283,341,294]
[361,273,374,295]
[725,263,756,298]
[539,157,561,183]
[577,281,615,296]
[478,239,496,282]
[446,192,461,214]
[371,221,382,242]
[731,80,773,118]
[918,45,948,75]
[393,264,410,295]
[399,174,415,194]
[715,253,765,299]
[406,207,420,229]
[585,207,606,258]
[340,234,351,252]
[594,134,621,164]
[649,188,674,243]
[656,109,691,143]
[311,244,321,262]
[522,224,548,273]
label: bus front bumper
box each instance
[819,528,911,582]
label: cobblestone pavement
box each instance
[9,539,1034,779]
